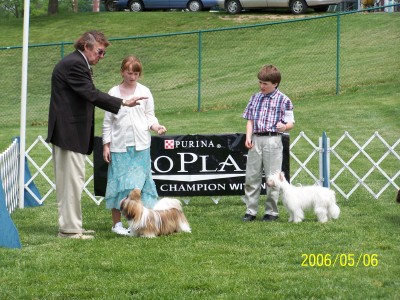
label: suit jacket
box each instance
[46,50,123,155]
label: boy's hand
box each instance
[276,121,287,133]
[245,138,253,149]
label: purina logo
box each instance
[164,140,174,149]
[164,139,216,149]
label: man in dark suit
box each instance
[46,31,145,239]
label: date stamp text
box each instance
[301,253,379,267]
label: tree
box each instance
[47,0,57,14]
[0,0,22,18]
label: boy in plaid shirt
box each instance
[242,65,295,222]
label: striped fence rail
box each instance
[0,139,19,213]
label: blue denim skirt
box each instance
[105,146,158,210]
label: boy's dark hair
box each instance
[258,65,281,86]
[74,30,110,51]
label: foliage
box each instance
[0,0,23,18]
[0,0,102,18]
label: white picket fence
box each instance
[1,132,399,213]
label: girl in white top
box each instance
[102,55,166,235]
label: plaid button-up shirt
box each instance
[243,88,294,133]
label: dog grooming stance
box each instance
[120,189,191,238]
[267,171,340,223]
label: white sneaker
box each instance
[112,223,130,236]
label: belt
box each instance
[254,132,281,136]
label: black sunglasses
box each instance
[97,48,106,56]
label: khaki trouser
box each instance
[53,145,85,234]
[244,135,282,217]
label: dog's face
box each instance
[266,171,286,188]
[119,197,130,218]
[120,189,142,220]
[266,176,277,188]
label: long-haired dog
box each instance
[266,171,340,223]
[120,189,191,238]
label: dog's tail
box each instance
[328,191,340,220]
[153,198,183,212]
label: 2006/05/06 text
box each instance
[301,253,379,267]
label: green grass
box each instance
[3,193,400,299]
[0,11,315,46]
[1,10,400,300]
[1,11,399,134]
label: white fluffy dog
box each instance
[120,189,191,238]
[266,171,340,223]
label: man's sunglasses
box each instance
[97,49,106,56]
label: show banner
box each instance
[93,134,290,197]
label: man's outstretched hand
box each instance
[123,96,148,107]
